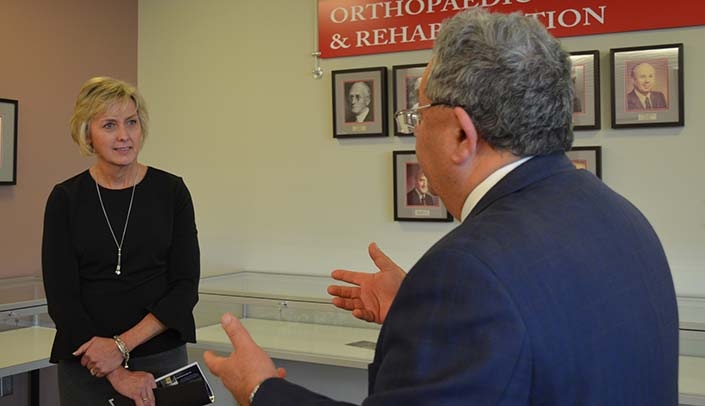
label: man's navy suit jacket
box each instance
[255,153,679,405]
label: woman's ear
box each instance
[451,107,478,165]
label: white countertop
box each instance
[0,322,700,403]
[194,318,378,369]
[680,355,705,405]
[195,318,705,403]
[0,326,54,377]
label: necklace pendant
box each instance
[95,175,136,280]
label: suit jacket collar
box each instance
[467,152,575,220]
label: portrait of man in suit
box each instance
[406,76,422,110]
[571,67,583,113]
[626,62,668,111]
[345,81,374,123]
[405,165,437,206]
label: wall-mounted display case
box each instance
[192,272,705,404]
[678,296,705,405]
[194,271,380,369]
[0,276,54,406]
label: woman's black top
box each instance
[41,167,200,363]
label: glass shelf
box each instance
[0,276,51,331]
[194,271,380,369]
[0,276,54,379]
[196,271,380,330]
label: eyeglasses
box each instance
[394,102,459,134]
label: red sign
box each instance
[319,0,705,58]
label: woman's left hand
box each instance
[73,336,123,377]
[106,367,156,406]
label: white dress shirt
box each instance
[460,156,533,222]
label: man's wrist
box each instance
[248,382,262,405]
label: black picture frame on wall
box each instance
[391,63,426,137]
[332,67,388,138]
[566,146,602,179]
[393,150,453,222]
[0,98,18,185]
[569,50,601,131]
[610,43,684,129]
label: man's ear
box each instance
[451,107,478,165]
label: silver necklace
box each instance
[95,171,137,276]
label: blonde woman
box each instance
[42,77,200,405]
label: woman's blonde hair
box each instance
[69,76,149,156]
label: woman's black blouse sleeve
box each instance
[42,185,99,359]
[145,178,200,342]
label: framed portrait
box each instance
[393,150,452,222]
[566,146,601,179]
[610,43,683,128]
[391,63,426,136]
[569,50,600,131]
[0,98,18,185]
[332,67,388,138]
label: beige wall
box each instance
[3,0,701,296]
[0,2,136,403]
[0,0,138,279]
[138,0,705,296]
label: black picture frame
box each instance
[391,63,426,136]
[570,50,601,131]
[610,43,684,129]
[566,146,602,179]
[0,98,18,185]
[393,150,452,222]
[332,67,388,138]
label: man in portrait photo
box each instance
[345,81,374,123]
[406,76,422,110]
[571,67,583,113]
[626,62,668,111]
[406,165,437,206]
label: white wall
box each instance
[138,0,705,297]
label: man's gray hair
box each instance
[426,9,574,155]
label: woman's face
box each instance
[88,100,142,168]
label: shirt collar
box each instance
[634,90,650,105]
[460,156,533,221]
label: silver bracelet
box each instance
[248,382,261,405]
[112,335,130,369]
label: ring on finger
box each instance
[89,368,96,376]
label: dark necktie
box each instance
[645,96,652,109]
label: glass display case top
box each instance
[0,276,46,312]
[199,271,336,304]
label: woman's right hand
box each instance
[106,367,156,406]
[73,336,123,377]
